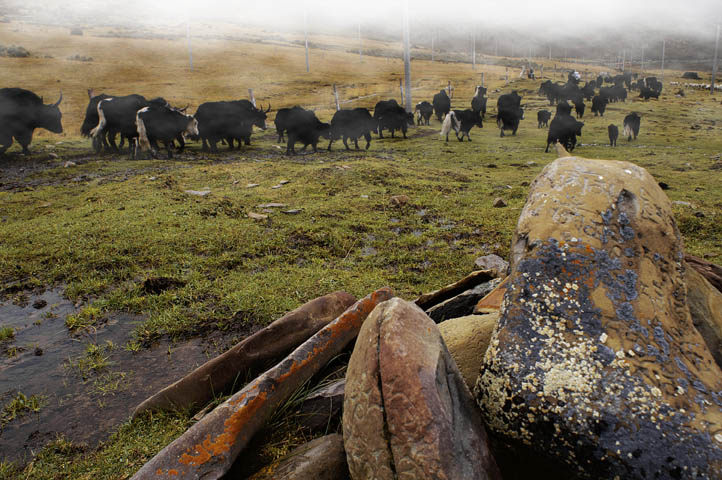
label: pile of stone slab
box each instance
[130,149,722,480]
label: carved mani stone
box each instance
[344,298,501,480]
[475,157,722,478]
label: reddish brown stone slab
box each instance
[131,287,393,480]
[344,298,501,480]
[132,291,356,418]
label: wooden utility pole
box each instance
[472,33,476,70]
[402,0,412,112]
[187,22,193,71]
[304,7,310,73]
[661,39,666,83]
[431,30,434,62]
[712,24,720,94]
[333,84,340,110]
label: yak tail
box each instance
[622,123,632,139]
[439,111,459,140]
[136,107,151,153]
[89,98,111,138]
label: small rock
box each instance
[48,153,58,159]
[695,211,706,218]
[360,195,369,199]
[282,209,301,214]
[39,202,51,208]
[390,195,410,206]
[32,299,47,309]
[521,181,530,187]
[63,161,76,168]
[279,180,290,185]
[247,212,268,220]
[34,347,43,356]
[232,180,239,185]
[249,434,349,480]
[298,379,346,432]
[257,203,287,208]
[149,176,157,181]
[271,185,282,189]
[246,183,259,188]
[474,254,509,276]
[673,200,692,207]
[439,313,499,389]
[658,182,670,190]
[492,197,507,208]
[184,190,211,197]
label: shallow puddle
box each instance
[0,288,236,463]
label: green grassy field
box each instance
[1,20,721,479]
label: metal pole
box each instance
[333,84,340,111]
[402,0,412,112]
[711,24,720,95]
[248,89,256,108]
[447,80,452,98]
[358,22,362,63]
[641,47,644,74]
[481,72,485,87]
[548,45,551,60]
[495,37,498,56]
[187,22,193,71]
[399,79,404,106]
[304,7,310,73]
[622,50,625,72]
[661,39,665,83]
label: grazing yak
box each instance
[328,108,376,150]
[608,124,618,146]
[282,107,330,155]
[496,91,524,137]
[274,106,301,142]
[439,109,483,142]
[373,99,413,139]
[414,101,433,125]
[432,89,451,122]
[0,88,63,155]
[471,85,487,119]
[537,110,551,128]
[623,113,641,141]
[134,104,198,159]
[89,95,170,153]
[193,100,269,152]
[591,95,608,116]
[545,108,584,153]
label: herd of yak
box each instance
[0,70,660,159]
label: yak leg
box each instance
[327,138,334,151]
[364,132,371,150]
[15,132,32,154]
[226,137,234,151]
[402,127,407,139]
[353,137,359,150]
[286,135,295,155]
[164,140,174,159]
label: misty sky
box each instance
[5,0,722,37]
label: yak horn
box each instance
[179,104,190,113]
[265,103,271,113]
[87,88,94,100]
[555,142,571,158]
[54,91,63,107]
